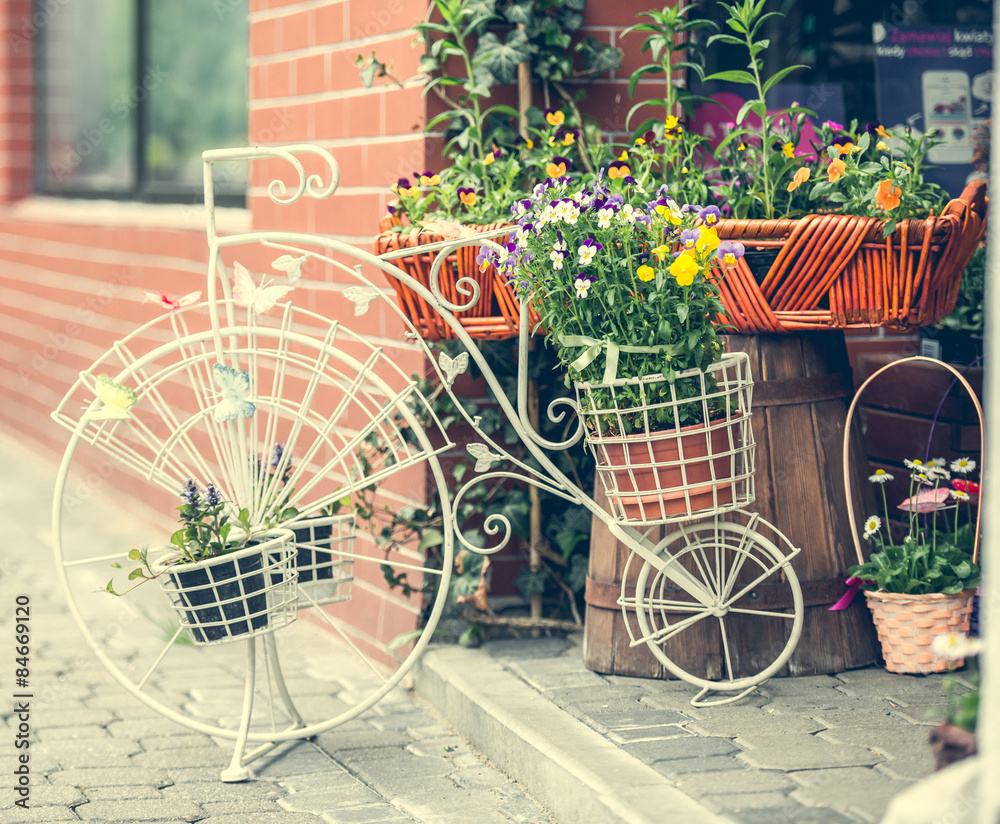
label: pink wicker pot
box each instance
[865,590,976,674]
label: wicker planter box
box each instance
[713,181,987,334]
[375,218,538,341]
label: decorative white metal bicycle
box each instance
[50,145,803,782]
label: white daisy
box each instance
[930,457,947,468]
[868,469,894,484]
[951,457,976,475]
[903,458,926,471]
[951,489,970,502]
[863,515,882,539]
[931,632,982,660]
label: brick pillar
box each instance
[0,0,35,203]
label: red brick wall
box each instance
[0,0,34,202]
[0,0,674,658]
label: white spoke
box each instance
[136,627,186,691]
[723,558,788,608]
[643,610,711,645]
[727,607,797,619]
[299,594,388,685]
[719,616,735,683]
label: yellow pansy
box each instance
[636,264,655,282]
[669,253,699,286]
[696,227,720,254]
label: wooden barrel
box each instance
[583,331,879,678]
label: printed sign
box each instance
[874,24,992,196]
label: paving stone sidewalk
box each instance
[0,437,554,824]
[448,634,969,824]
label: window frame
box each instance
[33,0,247,207]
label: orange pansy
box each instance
[827,159,847,182]
[875,179,902,210]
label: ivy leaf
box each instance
[474,30,533,86]
[502,0,533,26]
[417,528,445,553]
[576,36,622,76]
[514,566,550,599]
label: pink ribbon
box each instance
[829,577,870,611]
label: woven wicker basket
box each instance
[375,217,537,341]
[713,180,987,333]
[865,590,975,674]
[844,357,984,675]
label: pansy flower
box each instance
[698,206,721,227]
[782,142,795,158]
[696,227,721,254]
[574,274,596,298]
[458,187,477,207]
[546,156,571,178]
[545,108,566,127]
[679,228,699,250]
[669,253,699,286]
[418,171,441,186]
[827,159,847,182]
[875,179,902,210]
[607,159,632,180]
[787,167,809,192]
[561,129,579,147]
[636,264,655,282]
[476,246,495,272]
[514,134,534,151]
[716,240,745,269]
[651,245,671,262]
[596,206,617,229]
[577,238,602,266]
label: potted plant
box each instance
[362,0,620,340]
[620,1,987,334]
[491,162,754,523]
[846,457,981,674]
[107,479,298,645]
[261,442,357,607]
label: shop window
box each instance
[35,0,249,204]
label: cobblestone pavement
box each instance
[454,635,971,824]
[0,437,554,824]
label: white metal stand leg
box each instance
[220,638,258,782]
[264,632,305,727]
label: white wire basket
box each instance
[289,514,355,607]
[157,529,298,646]
[576,352,756,525]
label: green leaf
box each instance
[703,69,756,85]
[386,628,424,652]
[502,0,532,25]
[514,566,550,599]
[417,528,445,553]
[705,33,745,48]
[128,548,142,561]
[458,624,483,647]
[761,64,807,94]
[473,30,532,86]
[127,568,146,581]
[676,304,689,324]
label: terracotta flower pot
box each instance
[865,589,976,674]
[590,415,743,522]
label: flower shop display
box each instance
[368,0,619,340]
[108,479,298,646]
[620,0,988,334]
[842,357,983,674]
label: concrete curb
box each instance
[415,646,729,824]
